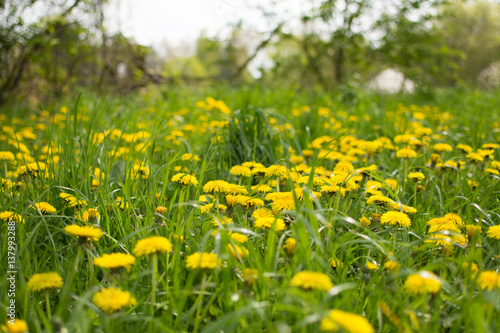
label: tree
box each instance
[437,0,500,85]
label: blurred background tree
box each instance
[1,0,500,105]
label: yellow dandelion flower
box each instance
[186,252,221,270]
[133,236,172,257]
[330,258,344,269]
[359,216,371,227]
[443,213,464,227]
[227,244,249,259]
[384,261,400,272]
[366,261,379,270]
[486,225,500,240]
[283,238,296,255]
[465,224,482,238]
[230,232,248,243]
[434,143,453,152]
[387,202,417,214]
[321,185,346,197]
[230,165,252,178]
[1,319,29,333]
[212,216,233,227]
[27,272,63,292]
[129,165,150,180]
[77,208,100,222]
[181,153,200,162]
[33,202,56,214]
[404,271,441,295]
[366,195,392,207]
[396,148,417,158]
[156,206,167,214]
[242,268,259,285]
[0,151,15,161]
[271,197,295,213]
[0,211,24,224]
[252,208,274,220]
[64,224,103,242]
[476,271,500,290]
[250,184,272,193]
[203,180,231,193]
[290,271,333,292]
[408,172,425,182]
[225,194,239,207]
[254,217,285,231]
[380,211,411,227]
[172,173,198,186]
[237,196,264,209]
[320,309,374,333]
[93,287,137,313]
[225,184,248,195]
[457,144,473,154]
[93,253,136,271]
[200,203,227,214]
[467,152,484,162]
[265,165,289,178]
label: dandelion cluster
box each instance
[1,95,500,332]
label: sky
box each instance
[105,0,310,51]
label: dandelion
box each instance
[320,309,374,333]
[130,165,150,180]
[200,203,227,214]
[329,258,344,269]
[404,271,441,295]
[384,261,400,272]
[476,271,500,290]
[230,232,248,243]
[283,238,296,255]
[254,217,285,231]
[271,197,295,213]
[486,225,500,240]
[0,151,15,161]
[181,153,200,162]
[156,206,167,214]
[133,236,172,257]
[64,224,103,242]
[252,208,274,219]
[0,211,24,223]
[380,211,411,228]
[467,152,484,163]
[33,202,56,214]
[227,244,249,259]
[203,180,231,193]
[93,287,137,313]
[1,319,29,333]
[230,165,252,177]
[171,173,198,186]
[251,184,272,193]
[290,271,333,292]
[366,195,392,207]
[408,172,425,182]
[396,148,417,158]
[242,268,258,285]
[434,143,453,153]
[465,225,482,238]
[94,253,136,271]
[27,272,63,292]
[457,144,473,154]
[186,252,221,270]
[77,208,100,223]
[212,216,233,227]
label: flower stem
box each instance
[45,291,51,319]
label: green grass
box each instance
[1,86,500,332]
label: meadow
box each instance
[1,86,500,332]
